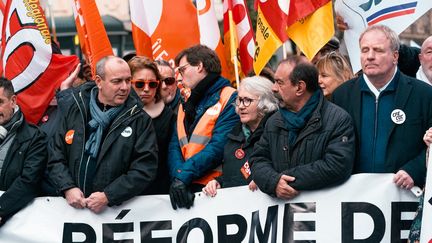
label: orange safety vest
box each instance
[177,86,236,185]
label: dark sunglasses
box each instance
[162,77,176,85]
[132,79,159,89]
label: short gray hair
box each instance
[359,25,400,52]
[238,76,278,117]
[96,56,125,80]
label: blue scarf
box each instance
[280,91,321,145]
[85,87,125,158]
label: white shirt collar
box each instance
[363,68,397,98]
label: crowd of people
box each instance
[0,24,430,242]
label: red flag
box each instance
[72,0,113,77]
[223,0,255,77]
[1,0,79,124]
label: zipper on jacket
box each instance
[82,156,91,196]
[372,96,379,170]
[73,92,87,190]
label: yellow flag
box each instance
[287,1,334,60]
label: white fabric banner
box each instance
[0,174,419,243]
[334,0,432,72]
[420,149,432,242]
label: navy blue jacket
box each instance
[332,71,432,186]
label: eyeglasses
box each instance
[177,63,190,75]
[131,79,159,89]
[162,77,176,85]
[235,97,258,107]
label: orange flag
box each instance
[130,0,231,79]
[72,0,113,77]
[286,0,334,60]
[223,0,255,78]
[253,0,289,75]
[130,0,200,66]
[1,0,79,124]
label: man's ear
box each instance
[95,75,102,89]
[296,80,306,96]
[196,62,204,73]
[10,95,17,106]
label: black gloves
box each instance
[169,178,195,210]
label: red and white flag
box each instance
[223,0,254,78]
[0,0,79,124]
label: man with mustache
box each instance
[250,62,355,200]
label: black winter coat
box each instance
[0,119,46,223]
[250,95,355,196]
[47,82,158,206]
[216,112,273,188]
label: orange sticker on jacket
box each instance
[65,130,75,144]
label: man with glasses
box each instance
[47,56,158,213]
[250,62,355,200]
[155,59,181,113]
[168,45,239,209]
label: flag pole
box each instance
[228,9,240,89]
[283,41,287,59]
[47,0,57,43]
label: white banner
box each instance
[0,174,419,243]
[334,0,432,72]
[420,148,432,242]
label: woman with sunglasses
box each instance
[202,76,278,197]
[128,56,175,195]
[315,52,353,99]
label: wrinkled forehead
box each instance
[421,37,432,52]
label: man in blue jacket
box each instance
[332,25,432,189]
[168,45,239,209]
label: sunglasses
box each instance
[162,77,176,85]
[132,79,159,89]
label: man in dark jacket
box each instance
[48,56,158,213]
[168,45,239,209]
[0,78,46,224]
[332,25,432,189]
[250,63,355,199]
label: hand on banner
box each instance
[169,178,195,210]
[393,170,415,190]
[423,127,432,146]
[64,187,86,209]
[85,192,108,214]
[60,63,81,91]
[276,175,299,200]
[336,14,349,32]
[249,180,258,191]
[202,179,221,197]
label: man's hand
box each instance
[423,127,432,146]
[249,180,258,191]
[60,63,81,91]
[275,175,299,200]
[64,187,86,209]
[169,178,195,210]
[85,192,109,214]
[202,179,221,197]
[393,170,415,190]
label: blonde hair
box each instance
[316,52,354,87]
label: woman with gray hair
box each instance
[203,76,278,196]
